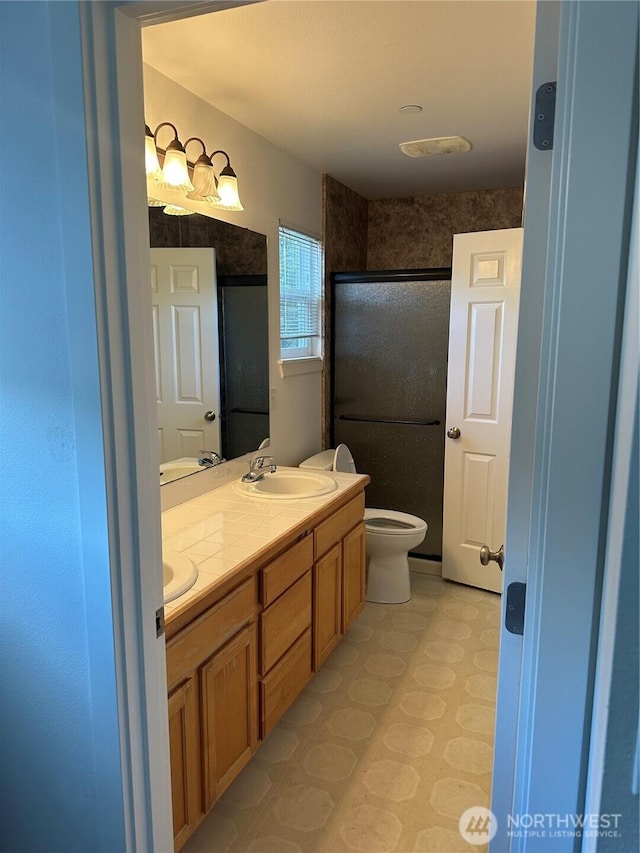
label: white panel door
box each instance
[442,228,523,592]
[150,247,221,463]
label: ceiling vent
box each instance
[399,136,472,158]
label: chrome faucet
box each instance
[241,455,277,483]
[198,449,224,468]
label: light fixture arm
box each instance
[210,149,234,176]
[154,122,185,154]
[185,137,209,162]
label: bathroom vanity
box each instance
[162,470,369,851]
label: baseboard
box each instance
[409,556,442,577]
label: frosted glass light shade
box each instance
[212,173,243,211]
[144,124,162,181]
[148,197,164,207]
[145,137,162,181]
[163,205,195,216]
[159,147,193,192]
[186,160,220,203]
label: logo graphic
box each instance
[459,806,498,846]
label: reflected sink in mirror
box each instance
[163,551,198,603]
[160,458,202,485]
[234,469,338,500]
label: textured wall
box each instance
[323,174,369,273]
[322,175,369,442]
[367,188,524,269]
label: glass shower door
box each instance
[331,269,451,560]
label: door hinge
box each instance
[533,82,556,150]
[505,582,526,635]
[156,606,165,638]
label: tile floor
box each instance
[184,573,500,853]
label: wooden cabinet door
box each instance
[168,678,201,852]
[313,543,342,669]
[200,624,258,811]
[342,522,366,632]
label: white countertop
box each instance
[162,468,367,620]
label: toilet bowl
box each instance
[300,445,428,604]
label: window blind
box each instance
[279,225,322,358]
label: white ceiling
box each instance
[142,0,536,200]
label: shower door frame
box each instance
[329,268,452,560]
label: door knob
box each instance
[204,410,216,422]
[447,426,461,439]
[480,544,504,571]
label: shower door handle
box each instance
[447,426,461,439]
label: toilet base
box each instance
[365,552,412,604]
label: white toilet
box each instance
[300,444,427,604]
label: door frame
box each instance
[80,3,261,850]
[492,1,638,849]
[81,1,638,849]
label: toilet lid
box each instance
[333,444,357,473]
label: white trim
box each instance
[87,2,257,848]
[490,1,560,842]
[120,0,262,25]
[278,356,324,378]
[80,4,172,849]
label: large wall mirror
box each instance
[149,208,269,483]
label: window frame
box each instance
[278,223,324,366]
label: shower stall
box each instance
[330,269,452,561]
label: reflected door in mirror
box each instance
[151,247,221,462]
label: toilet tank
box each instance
[300,444,357,474]
[299,449,335,471]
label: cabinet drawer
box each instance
[260,628,312,737]
[260,571,311,674]
[167,576,257,690]
[261,535,313,607]
[314,492,365,559]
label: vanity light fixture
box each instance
[145,120,244,213]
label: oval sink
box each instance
[234,470,338,500]
[163,551,198,603]
[160,459,202,485]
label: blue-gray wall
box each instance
[0,3,126,850]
